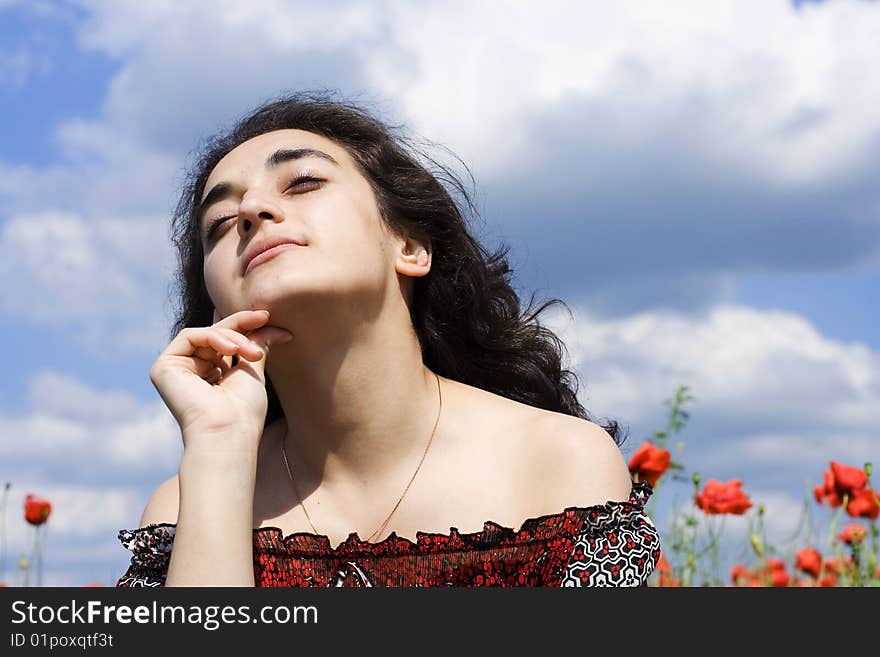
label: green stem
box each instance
[828,495,849,586]
[851,542,864,587]
[868,523,878,582]
[827,497,846,551]
[679,510,698,587]
[31,527,40,587]
[21,549,30,588]
[36,525,44,588]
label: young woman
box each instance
[116,92,660,587]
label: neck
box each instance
[262,297,442,494]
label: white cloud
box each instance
[547,303,879,439]
[18,485,142,538]
[75,0,379,58]
[382,0,880,186]
[0,212,136,320]
[0,211,176,354]
[0,162,80,215]
[0,0,865,322]
[1,371,181,477]
[56,0,880,186]
[26,371,145,423]
[51,118,182,216]
[702,431,877,475]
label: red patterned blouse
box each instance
[116,480,659,587]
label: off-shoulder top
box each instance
[115,480,659,587]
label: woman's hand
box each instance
[149,309,293,452]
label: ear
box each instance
[394,235,431,279]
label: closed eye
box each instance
[285,173,323,193]
[204,215,236,244]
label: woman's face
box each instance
[200,128,403,320]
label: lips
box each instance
[242,236,305,275]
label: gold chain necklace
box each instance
[280,371,442,544]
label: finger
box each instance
[211,309,271,332]
[168,326,247,361]
[200,310,272,363]
[178,328,262,377]
[199,327,264,362]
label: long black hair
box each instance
[168,90,626,447]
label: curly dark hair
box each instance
[167,90,626,447]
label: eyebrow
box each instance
[198,147,340,219]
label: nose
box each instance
[237,191,283,234]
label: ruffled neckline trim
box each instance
[123,480,653,558]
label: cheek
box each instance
[342,233,392,278]
[350,206,393,256]
[202,254,226,306]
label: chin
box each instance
[245,279,325,315]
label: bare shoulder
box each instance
[526,410,634,509]
[138,474,180,527]
[448,379,633,510]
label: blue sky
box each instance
[0,0,877,586]
[0,3,114,164]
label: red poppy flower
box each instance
[627,441,671,488]
[765,557,786,572]
[694,479,753,515]
[730,564,751,585]
[795,548,822,579]
[815,462,869,509]
[837,523,866,545]
[819,573,837,587]
[755,558,789,587]
[846,488,879,520]
[814,469,841,507]
[830,461,868,494]
[24,494,52,526]
[770,569,789,587]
